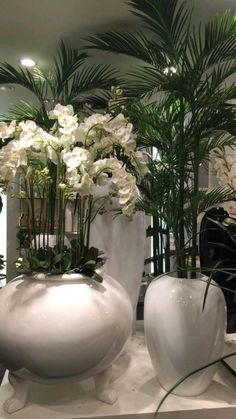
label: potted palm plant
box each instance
[0,43,148,413]
[87,0,236,395]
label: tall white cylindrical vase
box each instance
[90,211,147,323]
[144,273,226,396]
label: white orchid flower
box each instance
[73,173,94,196]
[0,121,16,139]
[83,113,110,128]
[19,120,37,132]
[48,104,74,120]
[0,103,147,220]
[62,147,92,172]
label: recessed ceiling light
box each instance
[20,58,36,67]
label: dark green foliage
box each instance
[15,243,105,283]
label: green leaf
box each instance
[92,272,103,283]
[83,260,97,266]
[39,261,50,269]
[52,253,63,265]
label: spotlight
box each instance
[20,58,36,67]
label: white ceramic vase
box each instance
[90,211,147,320]
[144,273,226,396]
[0,271,133,412]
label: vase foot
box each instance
[4,371,29,414]
[94,366,117,404]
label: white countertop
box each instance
[0,322,236,419]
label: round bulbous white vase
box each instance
[0,271,133,413]
[144,273,226,396]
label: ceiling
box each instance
[0,0,235,112]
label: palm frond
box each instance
[198,133,236,164]
[0,101,51,128]
[67,64,120,104]
[193,61,236,109]
[197,187,236,214]
[123,64,169,98]
[204,10,236,62]
[0,63,46,101]
[53,40,87,98]
[86,30,167,67]
[187,10,236,73]
[127,0,191,59]
[72,92,114,112]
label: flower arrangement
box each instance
[0,104,147,280]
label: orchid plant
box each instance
[0,103,147,280]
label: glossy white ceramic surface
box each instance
[90,211,147,314]
[0,272,133,379]
[144,274,226,396]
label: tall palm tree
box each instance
[86,0,236,276]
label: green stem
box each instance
[58,189,65,254]
[86,196,93,248]
[38,184,46,248]
[76,197,80,266]
[42,186,49,248]
[165,227,170,272]
[48,162,56,235]
[21,175,32,256]
[28,178,37,251]
[153,217,159,276]
[176,97,186,277]
[80,196,85,257]
[191,141,199,278]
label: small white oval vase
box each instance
[144,273,226,396]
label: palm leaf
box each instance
[86,30,167,67]
[124,64,170,98]
[197,133,236,164]
[0,63,46,101]
[52,40,87,98]
[197,187,236,214]
[68,64,120,104]
[0,101,51,128]
[127,0,191,58]
[187,10,236,73]
[204,10,236,61]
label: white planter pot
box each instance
[144,273,226,396]
[90,211,147,317]
[0,271,133,412]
